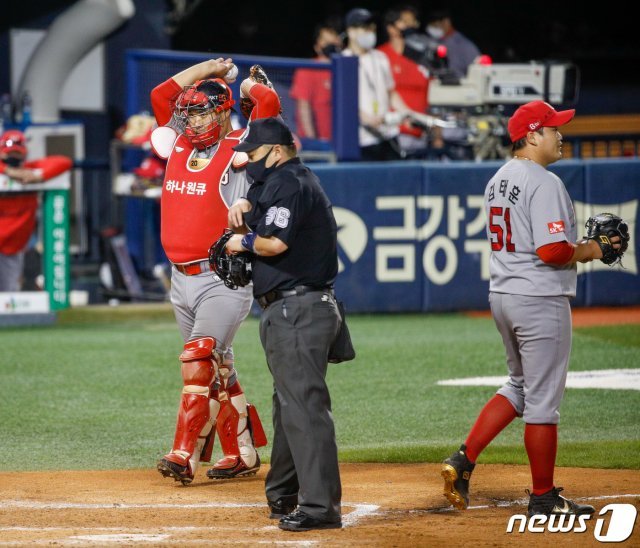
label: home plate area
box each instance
[0,464,638,546]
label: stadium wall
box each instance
[313,159,639,312]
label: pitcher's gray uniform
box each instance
[485,158,577,423]
[442,101,601,516]
[485,159,577,424]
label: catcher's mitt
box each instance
[239,64,280,119]
[208,230,253,289]
[584,212,630,266]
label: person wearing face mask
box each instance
[149,59,280,487]
[342,7,430,161]
[425,9,481,80]
[290,22,342,140]
[0,129,72,291]
[225,117,342,531]
[378,5,444,159]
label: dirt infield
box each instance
[1,464,638,546]
[2,308,637,546]
[466,305,640,327]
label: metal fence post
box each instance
[331,55,360,161]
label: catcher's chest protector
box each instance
[160,133,242,264]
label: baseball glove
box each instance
[239,64,279,119]
[208,230,253,289]
[584,212,630,266]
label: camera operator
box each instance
[378,5,444,159]
[342,7,450,161]
[425,9,481,80]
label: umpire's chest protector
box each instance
[160,132,242,264]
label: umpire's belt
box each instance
[173,260,213,276]
[257,285,334,310]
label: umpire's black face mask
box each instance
[246,146,275,182]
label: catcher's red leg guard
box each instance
[206,378,264,479]
[157,337,217,485]
[216,387,242,460]
[188,396,220,474]
[247,403,267,447]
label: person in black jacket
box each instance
[225,116,343,532]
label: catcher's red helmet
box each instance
[0,129,27,157]
[176,79,235,149]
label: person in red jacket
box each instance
[150,58,279,485]
[0,129,72,292]
[289,23,342,140]
[378,5,444,159]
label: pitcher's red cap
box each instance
[508,100,575,142]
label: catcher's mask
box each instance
[176,79,235,149]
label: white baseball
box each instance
[225,64,239,82]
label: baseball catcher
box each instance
[584,213,630,266]
[209,230,253,290]
[149,58,277,485]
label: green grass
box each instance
[1,305,638,471]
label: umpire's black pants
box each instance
[259,290,342,522]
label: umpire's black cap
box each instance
[233,117,295,152]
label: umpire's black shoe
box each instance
[527,487,595,517]
[441,444,475,510]
[278,509,342,532]
[268,495,298,519]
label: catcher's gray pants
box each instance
[260,291,342,522]
[0,251,24,292]
[490,292,572,424]
[170,267,253,366]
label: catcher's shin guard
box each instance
[188,397,220,474]
[247,402,267,448]
[160,337,217,482]
[207,381,266,479]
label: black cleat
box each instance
[527,487,595,517]
[206,454,260,479]
[278,509,342,532]
[157,458,194,485]
[441,444,475,510]
[268,495,298,519]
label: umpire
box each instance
[225,117,342,532]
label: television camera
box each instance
[429,61,580,161]
[432,61,579,160]
[402,29,454,81]
[402,31,580,160]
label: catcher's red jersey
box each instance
[150,76,280,264]
[159,131,244,264]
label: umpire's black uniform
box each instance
[234,118,342,529]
